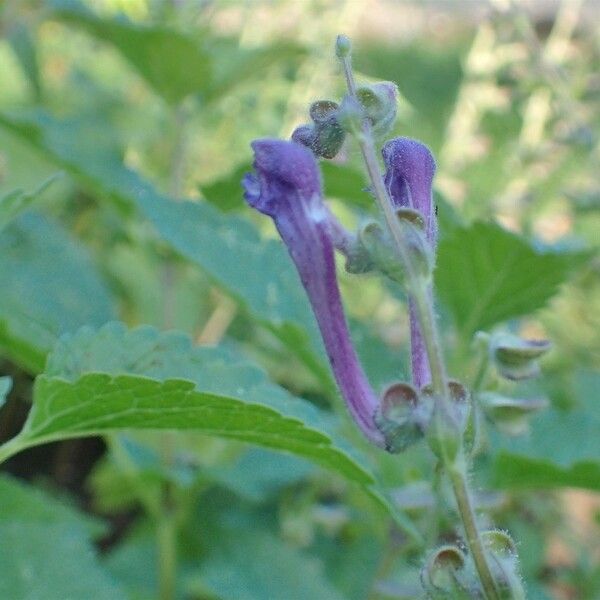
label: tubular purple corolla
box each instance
[243,139,385,447]
[382,138,437,389]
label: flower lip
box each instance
[243,139,322,217]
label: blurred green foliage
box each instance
[0,1,598,599]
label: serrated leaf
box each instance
[19,323,367,483]
[491,372,600,491]
[0,110,332,386]
[0,212,116,372]
[50,0,211,104]
[2,323,419,540]
[435,220,588,338]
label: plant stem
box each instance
[0,436,24,465]
[339,43,501,600]
[157,482,177,600]
[449,462,500,600]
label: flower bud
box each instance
[479,392,548,435]
[337,95,365,136]
[482,530,525,600]
[292,101,346,159]
[490,333,551,380]
[395,208,434,281]
[356,82,398,138]
[335,34,352,59]
[359,220,404,283]
[374,382,431,453]
[421,545,470,598]
[424,381,470,463]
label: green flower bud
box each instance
[490,333,551,380]
[374,382,431,453]
[482,530,526,600]
[335,34,352,59]
[356,81,398,137]
[421,545,471,599]
[424,381,470,463]
[479,392,548,435]
[359,220,404,283]
[337,95,365,136]
[395,208,434,281]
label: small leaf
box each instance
[435,220,589,339]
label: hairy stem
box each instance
[449,463,500,600]
[339,40,501,600]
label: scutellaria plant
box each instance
[243,36,551,600]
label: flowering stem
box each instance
[338,39,501,600]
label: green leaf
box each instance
[0,173,61,231]
[0,475,122,599]
[50,0,211,104]
[0,110,331,385]
[0,377,11,410]
[321,161,372,209]
[2,323,418,540]
[0,212,116,372]
[204,38,305,104]
[205,448,314,503]
[7,22,42,101]
[19,323,369,484]
[0,522,126,600]
[199,162,250,211]
[0,474,104,536]
[491,372,600,491]
[188,527,347,600]
[435,220,589,338]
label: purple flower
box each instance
[382,138,437,389]
[243,139,385,447]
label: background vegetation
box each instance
[0,0,598,598]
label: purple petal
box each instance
[243,139,384,447]
[382,137,437,244]
[383,138,437,389]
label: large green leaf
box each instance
[435,220,588,338]
[0,212,116,372]
[0,110,332,385]
[0,475,124,599]
[50,0,211,104]
[491,372,600,491]
[2,324,387,510]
